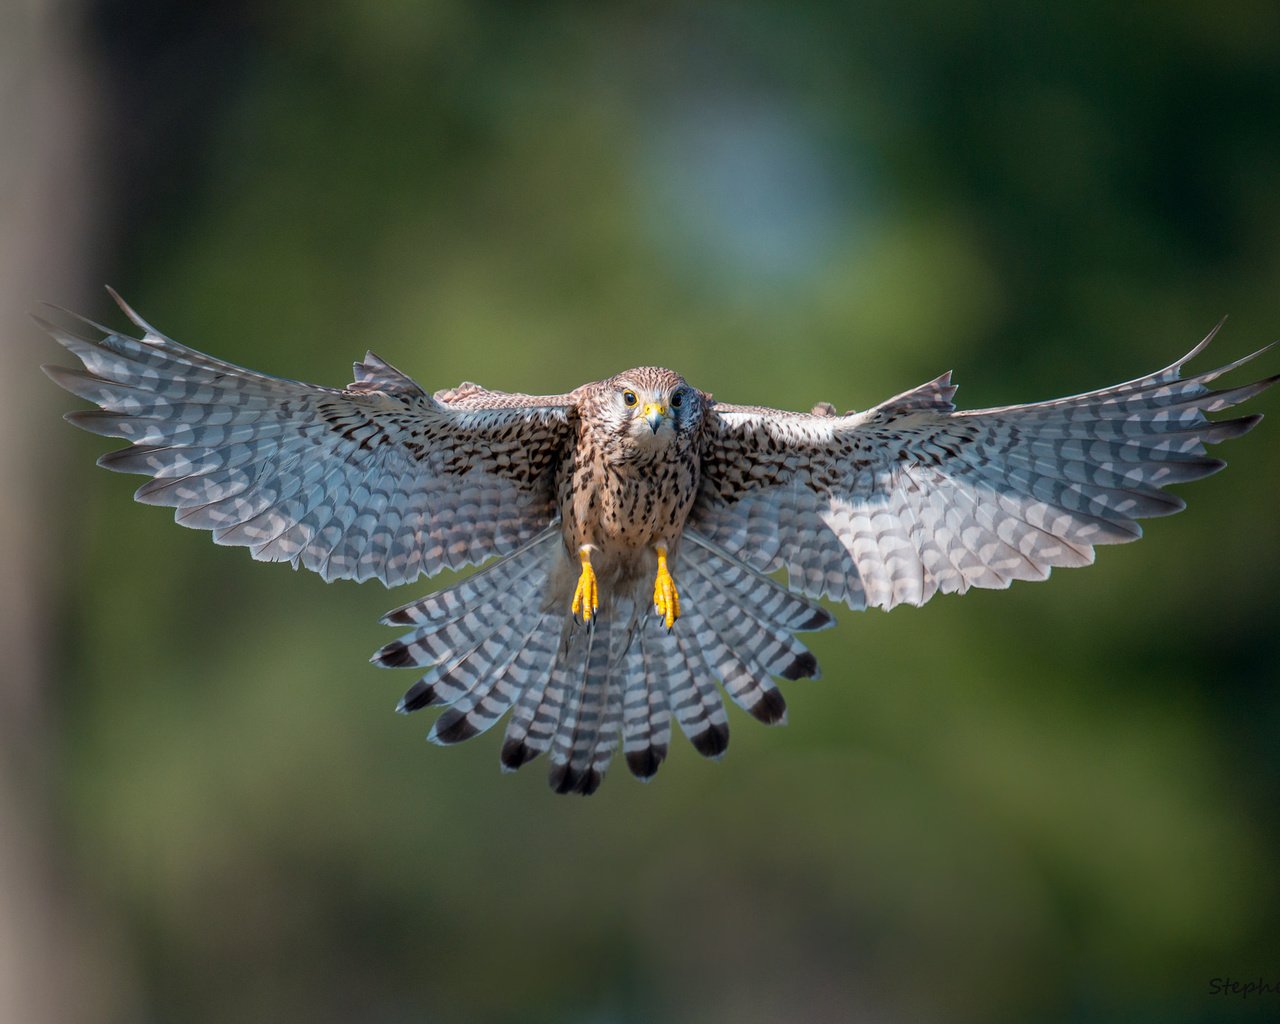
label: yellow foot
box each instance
[571,545,599,624]
[652,543,680,630]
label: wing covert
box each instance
[43,294,575,586]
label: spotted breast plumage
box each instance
[43,292,1277,794]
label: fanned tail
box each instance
[374,528,833,795]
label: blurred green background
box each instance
[5,2,1280,1022]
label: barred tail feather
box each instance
[669,626,731,758]
[678,603,788,726]
[623,630,670,780]
[425,608,550,744]
[680,549,828,681]
[379,526,557,630]
[589,634,628,781]
[373,529,558,726]
[675,532,832,726]
[502,641,575,771]
[548,614,615,795]
[376,528,833,795]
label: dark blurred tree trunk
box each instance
[0,1,128,1019]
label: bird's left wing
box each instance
[693,329,1276,611]
[42,294,575,586]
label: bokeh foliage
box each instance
[47,2,1280,1021]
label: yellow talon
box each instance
[653,543,680,630]
[571,545,599,623]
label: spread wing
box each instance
[42,292,575,586]
[693,328,1277,610]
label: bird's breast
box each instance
[558,442,699,557]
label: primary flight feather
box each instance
[43,292,1277,794]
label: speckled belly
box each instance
[558,455,698,561]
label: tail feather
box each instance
[680,604,787,725]
[427,607,551,744]
[681,554,824,682]
[501,636,576,770]
[549,618,614,794]
[380,528,555,628]
[684,532,834,631]
[623,630,670,779]
[668,627,731,759]
[373,528,556,675]
[374,527,834,794]
[390,584,545,714]
[590,671,624,781]
[552,600,649,794]
[495,616,560,771]
[371,528,562,754]
[373,566,544,670]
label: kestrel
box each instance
[43,293,1276,794]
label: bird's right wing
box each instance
[43,293,575,586]
[694,328,1276,610]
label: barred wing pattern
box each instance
[694,330,1277,610]
[41,296,574,586]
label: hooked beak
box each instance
[642,402,666,433]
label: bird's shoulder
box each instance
[432,380,579,413]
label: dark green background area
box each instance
[24,2,1280,1022]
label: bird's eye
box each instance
[622,390,638,407]
[670,390,684,408]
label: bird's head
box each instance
[601,366,704,455]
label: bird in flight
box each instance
[43,292,1276,794]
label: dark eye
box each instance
[670,390,684,409]
[622,390,638,407]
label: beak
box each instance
[642,402,666,433]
